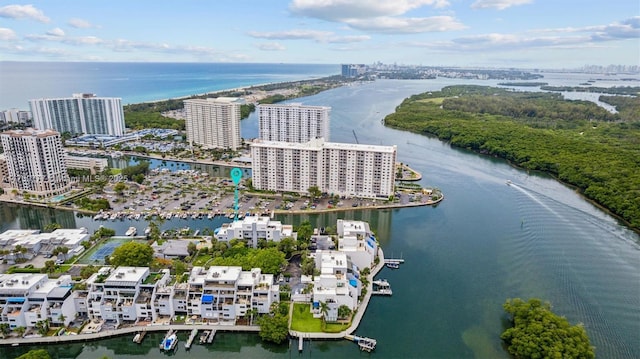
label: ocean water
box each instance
[0,62,339,110]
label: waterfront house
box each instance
[214,216,295,248]
[311,251,360,322]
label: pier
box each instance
[345,334,377,352]
[184,328,198,349]
[207,329,217,343]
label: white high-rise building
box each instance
[258,103,330,143]
[184,97,243,150]
[0,128,70,197]
[251,138,396,198]
[29,93,125,136]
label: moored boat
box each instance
[125,226,137,236]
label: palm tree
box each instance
[319,301,329,323]
[247,307,259,326]
[58,313,66,325]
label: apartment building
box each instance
[251,138,397,198]
[186,266,279,323]
[258,103,330,143]
[0,228,88,264]
[311,251,360,322]
[0,274,75,330]
[29,93,125,136]
[65,155,108,174]
[85,267,170,325]
[214,215,295,248]
[0,128,70,197]
[184,97,243,150]
[336,219,379,270]
[0,109,31,125]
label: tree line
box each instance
[384,85,640,230]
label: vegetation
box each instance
[541,85,640,96]
[384,85,640,230]
[75,197,111,212]
[257,302,290,344]
[16,349,51,359]
[210,242,286,274]
[502,298,594,359]
[124,109,184,130]
[110,241,154,267]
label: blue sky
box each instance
[0,0,638,68]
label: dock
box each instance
[384,258,405,264]
[345,334,377,352]
[298,335,303,352]
[207,329,217,343]
[372,279,393,296]
[184,328,198,350]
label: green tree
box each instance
[172,259,187,275]
[44,222,61,233]
[187,241,197,256]
[113,182,127,195]
[277,237,297,258]
[307,186,322,201]
[0,323,10,336]
[16,349,51,359]
[257,313,289,344]
[42,260,56,274]
[110,241,154,267]
[251,247,286,274]
[319,301,329,323]
[502,298,595,359]
[14,326,26,337]
[295,221,313,243]
[337,305,352,320]
[80,265,99,279]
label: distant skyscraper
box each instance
[258,103,330,143]
[341,64,366,77]
[0,128,70,196]
[184,97,243,150]
[29,93,125,136]
[251,138,396,198]
[0,109,31,125]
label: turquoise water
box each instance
[0,62,339,110]
[0,76,638,358]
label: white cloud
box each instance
[248,29,334,41]
[290,0,450,21]
[471,0,533,10]
[258,42,286,51]
[0,4,49,22]
[346,16,466,33]
[68,18,95,29]
[248,29,370,44]
[46,28,65,37]
[0,28,17,41]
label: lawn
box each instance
[290,303,351,333]
[192,253,212,266]
[290,303,322,332]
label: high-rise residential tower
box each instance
[0,128,70,196]
[29,93,125,136]
[184,97,243,150]
[250,138,396,198]
[258,103,330,143]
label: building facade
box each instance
[258,103,330,143]
[251,138,397,198]
[65,155,108,174]
[184,97,243,150]
[214,216,295,248]
[0,128,70,197]
[29,93,125,136]
[0,109,31,125]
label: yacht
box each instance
[161,333,178,351]
[125,226,137,236]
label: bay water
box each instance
[0,68,638,358]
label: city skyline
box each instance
[0,1,637,68]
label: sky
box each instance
[0,0,638,68]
